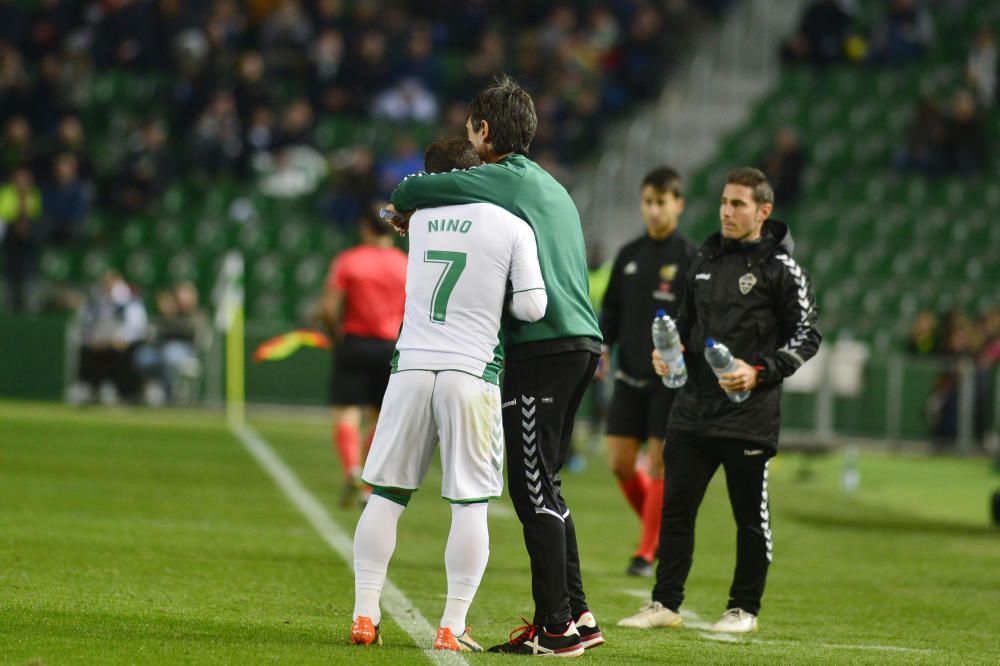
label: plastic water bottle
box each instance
[841,446,860,494]
[651,309,686,389]
[704,338,749,403]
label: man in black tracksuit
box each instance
[618,167,821,634]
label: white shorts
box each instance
[362,370,504,502]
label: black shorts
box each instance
[329,335,395,407]
[606,378,676,441]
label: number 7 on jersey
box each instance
[424,250,467,324]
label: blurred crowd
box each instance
[907,308,1000,447]
[1,0,736,313]
[70,270,208,406]
[778,0,995,182]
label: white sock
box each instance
[441,502,489,634]
[353,494,406,625]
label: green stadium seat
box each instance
[125,249,159,288]
[39,248,73,282]
[167,251,199,285]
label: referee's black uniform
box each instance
[654,219,821,616]
[601,232,696,440]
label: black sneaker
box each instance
[626,556,654,577]
[574,611,605,649]
[487,618,585,656]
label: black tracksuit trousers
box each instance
[652,430,774,616]
[502,350,599,629]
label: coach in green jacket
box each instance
[388,76,605,657]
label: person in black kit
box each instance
[598,167,695,577]
[618,167,821,634]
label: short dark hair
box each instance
[641,166,684,198]
[361,205,393,237]
[424,136,482,173]
[468,74,537,155]
[725,167,774,205]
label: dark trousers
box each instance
[652,430,774,616]
[79,344,143,400]
[502,350,599,629]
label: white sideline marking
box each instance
[231,423,468,666]
[680,609,715,630]
[624,589,650,599]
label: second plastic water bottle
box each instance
[651,309,686,389]
[704,338,749,403]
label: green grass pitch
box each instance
[2,400,998,664]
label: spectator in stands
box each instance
[94,0,158,69]
[925,309,993,449]
[40,116,93,182]
[234,51,273,125]
[337,29,391,115]
[0,46,32,125]
[944,89,987,175]
[867,0,934,66]
[966,28,997,108]
[308,28,345,113]
[243,106,278,174]
[136,281,209,404]
[260,0,314,75]
[620,3,671,100]
[1,167,42,311]
[110,118,173,215]
[321,145,379,228]
[191,89,244,177]
[396,23,441,91]
[896,93,948,176]
[760,128,806,209]
[907,309,941,356]
[372,78,439,123]
[74,269,149,404]
[780,0,855,67]
[1,115,34,178]
[376,136,423,196]
[23,0,74,60]
[276,98,316,149]
[0,1,29,48]
[28,54,62,133]
[203,0,246,73]
[42,153,90,244]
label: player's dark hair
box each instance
[641,166,684,198]
[424,136,482,173]
[725,167,774,205]
[361,205,393,237]
[468,74,537,156]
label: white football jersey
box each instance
[393,202,545,382]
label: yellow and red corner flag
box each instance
[252,329,332,363]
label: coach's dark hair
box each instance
[468,74,537,155]
[725,167,774,206]
[641,166,684,198]
[424,136,482,174]
[360,205,393,237]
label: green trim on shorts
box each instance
[443,495,499,504]
[366,483,415,507]
[388,366,500,386]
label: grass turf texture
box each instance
[1,401,998,665]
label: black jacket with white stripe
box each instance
[667,219,821,449]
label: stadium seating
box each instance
[682,0,1000,346]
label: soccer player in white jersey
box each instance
[349,136,548,652]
